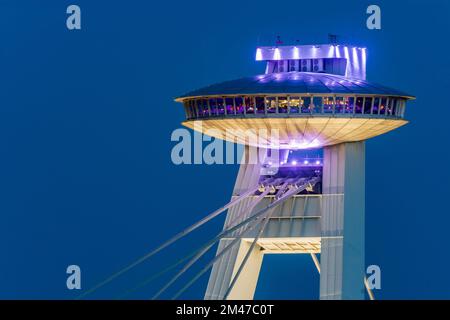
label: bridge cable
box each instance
[76,186,259,299]
[170,181,312,299]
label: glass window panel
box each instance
[278,97,288,113]
[266,97,277,113]
[302,97,311,113]
[344,97,354,114]
[185,102,191,119]
[372,97,380,115]
[199,99,208,117]
[355,97,363,114]
[235,97,244,114]
[379,97,387,115]
[194,100,201,118]
[312,97,322,113]
[364,97,373,114]
[311,97,321,113]
[225,98,234,115]
[335,97,344,113]
[217,98,225,115]
[394,99,402,116]
[255,96,265,114]
[323,96,334,113]
[209,98,217,116]
[183,101,189,118]
[245,97,254,114]
[390,99,397,116]
[289,97,300,113]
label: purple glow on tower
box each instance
[273,48,281,60]
[293,46,300,59]
[255,43,366,80]
[328,45,335,58]
[344,46,350,77]
[256,48,263,61]
[352,47,360,72]
[361,48,367,70]
[344,46,350,60]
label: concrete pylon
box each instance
[320,141,365,300]
[204,142,366,300]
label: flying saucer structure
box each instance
[174,43,414,300]
[177,45,413,149]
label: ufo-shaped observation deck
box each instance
[176,72,414,149]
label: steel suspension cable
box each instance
[151,195,271,300]
[170,182,310,300]
[117,187,272,299]
[222,182,295,299]
[77,186,259,299]
[222,207,276,299]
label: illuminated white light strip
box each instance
[273,48,281,60]
[256,48,263,61]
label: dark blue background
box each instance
[0,0,448,299]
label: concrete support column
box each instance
[320,141,365,300]
[205,146,265,300]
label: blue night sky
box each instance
[0,0,449,299]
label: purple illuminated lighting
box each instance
[328,45,335,58]
[256,48,263,61]
[311,45,318,58]
[291,160,297,166]
[273,48,281,60]
[344,46,350,77]
[287,139,321,150]
[361,48,367,70]
[352,47,360,71]
[315,160,321,165]
[335,45,341,58]
[344,46,350,59]
[303,160,309,165]
[293,46,300,59]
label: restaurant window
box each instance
[201,99,210,117]
[379,97,387,115]
[209,98,218,116]
[312,97,322,113]
[266,97,277,113]
[245,97,255,114]
[372,97,380,115]
[335,97,344,113]
[344,97,355,114]
[394,99,403,117]
[193,100,200,118]
[289,97,300,113]
[390,99,397,116]
[235,97,244,114]
[187,100,194,119]
[255,96,265,114]
[355,97,363,114]
[278,97,288,113]
[302,97,311,113]
[323,96,334,113]
[217,98,225,115]
[364,97,373,114]
[225,97,234,115]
